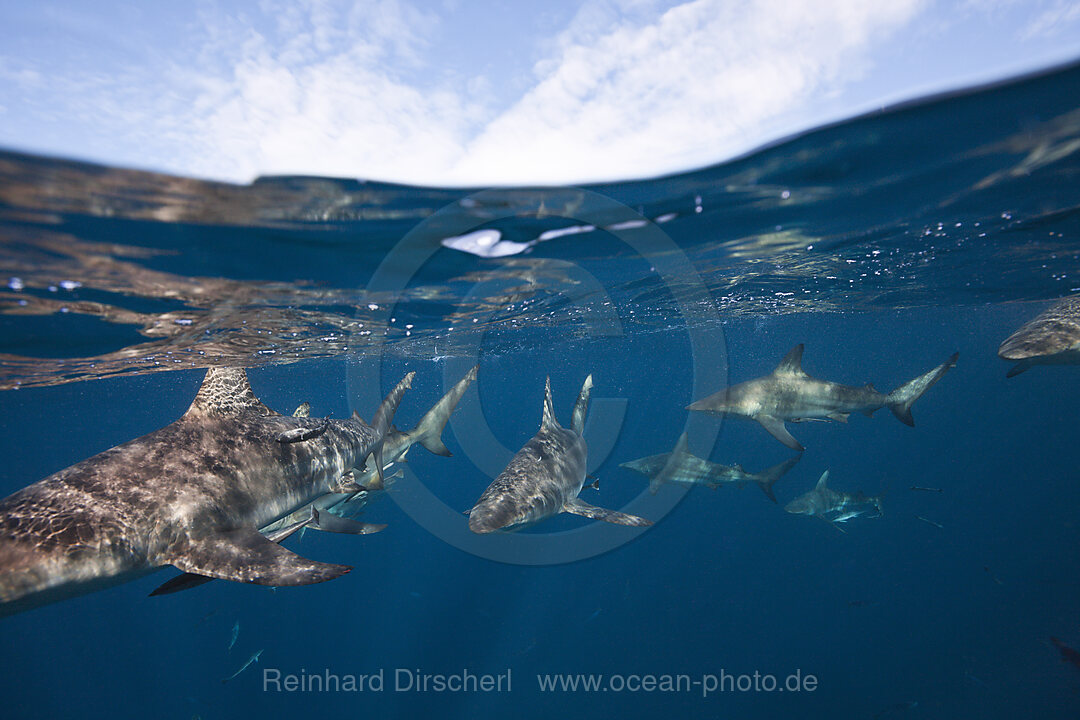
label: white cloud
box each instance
[454,0,926,184]
[1022,1,1080,39]
[1,0,931,186]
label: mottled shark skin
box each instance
[784,470,883,531]
[620,432,801,502]
[0,367,412,618]
[687,345,958,451]
[260,365,478,535]
[998,297,1080,377]
[468,376,652,534]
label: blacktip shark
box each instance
[687,344,958,451]
[620,432,801,502]
[151,366,478,596]
[784,470,883,531]
[0,366,414,618]
[998,297,1080,377]
[468,376,652,533]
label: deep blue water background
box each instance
[1,62,1080,719]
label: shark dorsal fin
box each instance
[571,374,593,435]
[186,368,276,418]
[775,344,807,376]
[672,431,689,457]
[815,470,830,490]
[541,377,559,430]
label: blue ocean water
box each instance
[1,61,1079,718]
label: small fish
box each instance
[222,649,263,684]
[1051,637,1080,669]
[910,485,943,493]
[276,420,330,444]
[916,515,944,529]
[983,566,1004,585]
[227,620,239,651]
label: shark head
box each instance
[686,387,743,415]
[783,494,819,516]
[467,498,526,534]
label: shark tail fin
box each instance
[541,377,558,430]
[753,453,802,503]
[409,366,477,457]
[886,352,958,426]
[571,374,593,435]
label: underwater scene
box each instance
[1,60,1080,719]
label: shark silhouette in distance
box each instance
[998,297,1080,377]
[151,366,477,596]
[468,376,652,534]
[784,470,884,531]
[0,367,416,617]
[686,345,958,451]
[620,432,801,503]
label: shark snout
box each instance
[467,503,516,534]
[783,500,809,515]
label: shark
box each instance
[686,344,958,451]
[998,297,1080,377]
[619,432,801,502]
[468,376,652,533]
[0,366,414,618]
[150,366,478,596]
[784,470,884,530]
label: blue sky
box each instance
[1,0,1079,186]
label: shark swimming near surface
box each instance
[468,376,652,533]
[687,344,958,451]
[998,297,1080,377]
[619,432,801,502]
[150,367,477,596]
[0,367,414,618]
[784,470,884,531]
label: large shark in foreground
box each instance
[687,345,958,451]
[468,376,652,533]
[998,297,1080,377]
[784,470,883,530]
[0,367,413,617]
[620,432,801,502]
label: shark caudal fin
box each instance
[885,352,958,426]
[408,366,478,457]
[571,374,594,435]
[752,453,802,503]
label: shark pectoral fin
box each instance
[311,512,387,535]
[562,498,652,527]
[756,415,804,451]
[826,412,850,423]
[162,528,351,587]
[1006,361,1030,378]
[149,572,214,596]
